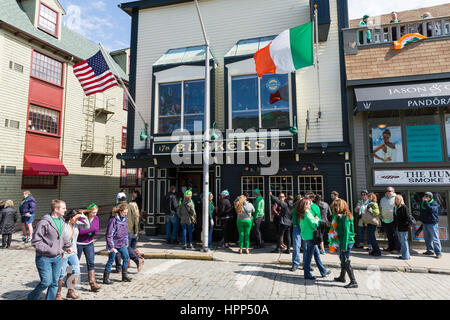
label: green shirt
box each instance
[253,195,265,219]
[50,215,63,239]
[310,203,321,219]
[299,210,319,241]
[337,215,355,250]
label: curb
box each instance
[95,250,450,275]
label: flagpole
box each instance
[314,4,322,120]
[98,43,149,132]
[194,0,210,253]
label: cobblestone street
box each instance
[1,248,449,300]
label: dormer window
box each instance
[38,3,58,37]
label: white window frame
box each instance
[226,58,293,134]
[241,176,264,201]
[154,65,211,135]
[297,175,324,195]
[269,176,293,222]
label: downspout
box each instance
[58,56,73,200]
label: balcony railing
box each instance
[343,15,450,48]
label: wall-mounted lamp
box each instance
[321,142,328,154]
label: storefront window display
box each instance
[370,125,403,163]
[446,114,450,160]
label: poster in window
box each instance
[371,126,403,163]
[406,124,443,162]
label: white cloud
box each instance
[91,1,107,11]
[65,4,114,40]
[348,0,450,19]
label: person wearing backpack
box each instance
[164,186,180,244]
[363,193,381,257]
[393,195,413,260]
[234,195,254,254]
[419,192,442,259]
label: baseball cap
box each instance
[424,192,433,199]
[361,190,369,195]
[253,188,260,194]
[363,14,370,19]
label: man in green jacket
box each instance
[252,189,265,249]
[358,14,372,44]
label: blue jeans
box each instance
[181,223,194,245]
[77,242,96,271]
[128,233,139,262]
[292,225,302,268]
[166,214,180,241]
[105,246,129,272]
[28,254,63,300]
[59,253,80,279]
[208,224,214,247]
[302,240,327,278]
[396,231,410,259]
[338,243,354,265]
[423,223,442,256]
[367,224,381,254]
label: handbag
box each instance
[312,228,321,245]
[362,204,380,226]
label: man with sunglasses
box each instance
[380,187,401,253]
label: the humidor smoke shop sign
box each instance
[374,168,450,186]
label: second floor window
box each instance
[28,104,59,135]
[122,127,127,149]
[38,3,58,37]
[32,51,63,85]
[231,73,290,130]
[158,79,205,134]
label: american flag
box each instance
[73,50,118,96]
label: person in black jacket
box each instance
[164,186,180,244]
[0,200,18,249]
[218,190,234,248]
[393,195,412,260]
[269,192,292,254]
[419,192,442,259]
[314,195,331,254]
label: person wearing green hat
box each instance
[207,192,216,249]
[252,189,265,249]
[178,189,196,249]
[419,192,442,258]
[358,14,372,44]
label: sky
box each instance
[57,0,450,52]
[59,0,131,52]
[348,0,450,19]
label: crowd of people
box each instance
[358,10,439,44]
[0,183,443,299]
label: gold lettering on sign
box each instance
[214,142,224,152]
[243,140,251,151]
[227,141,237,151]
[176,144,185,153]
[188,143,197,152]
[255,141,265,150]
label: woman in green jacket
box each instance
[331,198,358,288]
[298,198,331,280]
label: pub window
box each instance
[269,176,293,222]
[32,51,63,85]
[22,175,57,189]
[38,3,58,37]
[298,175,324,196]
[121,168,141,187]
[157,79,205,134]
[231,73,290,130]
[241,176,264,200]
[28,104,59,135]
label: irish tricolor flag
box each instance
[254,22,314,78]
[394,33,427,50]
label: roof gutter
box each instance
[118,0,194,15]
